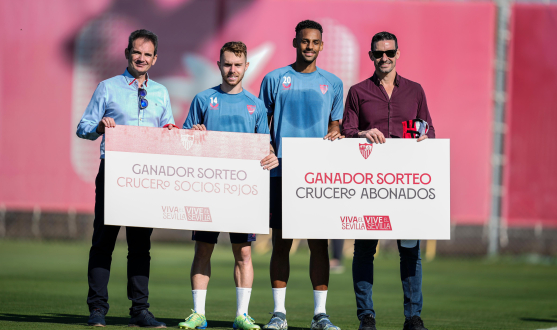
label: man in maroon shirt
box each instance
[342,32,433,330]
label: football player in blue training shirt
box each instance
[179,41,278,330]
[259,20,344,330]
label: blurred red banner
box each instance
[503,4,557,227]
[0,0,495,226]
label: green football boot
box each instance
[179,310,207,329]
[233,313,261,330]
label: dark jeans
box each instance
[352,240,423,319]
[87,160,153,315]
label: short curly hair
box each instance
[295,20,323,38]
[220,41,247,60]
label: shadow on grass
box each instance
[0,314,310,329]
[207,319,307,330]
[520,317,557,323]
[0,313,182,326]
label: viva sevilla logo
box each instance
[320,84,328,94]
[247,105,256,115]
[363,216,392,231]
[185,206,212,222]
[161,206,212,222]
[340,215,392,231]
[359,143,373,159]
[181,133,195,150]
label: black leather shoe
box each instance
[128,309,166,328]
[403,316,428,330]
[359,314,377,330]
[87,308,106,327]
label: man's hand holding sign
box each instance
[338,31,443,330]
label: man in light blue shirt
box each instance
[259,20,343,330]
[76,29,174,328]
[178,41,278,330]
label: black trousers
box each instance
[87,160,153,315]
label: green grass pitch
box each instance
[0,240,556,329]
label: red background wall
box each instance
[503,4,557,227]
[1,0,496,225]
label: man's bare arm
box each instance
[324,120,343,141]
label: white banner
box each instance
[104,126,270,234]
[282,138,450,239]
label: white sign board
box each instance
[104,126,270,234]
[282,138,450,239]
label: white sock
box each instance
[192,290,207,315]
[313,290,327,315]
[236,287,252,316]
[272,287,287,314]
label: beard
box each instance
[376,60,396,73]
[302,56,316,64]
[298,49,319,64]
[222,72,244,87]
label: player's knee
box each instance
[273,238,293,255]
[194,242,214,259]
[233,245,252,263]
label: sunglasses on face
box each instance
[371,49,397,59]
[138,88,148,109]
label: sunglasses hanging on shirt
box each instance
[138,88,148,109]
[371,49,397,58]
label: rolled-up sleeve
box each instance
[416,85,435,138]
[76,82,106,140]
[341,86,360,138]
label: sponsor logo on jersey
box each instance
[359,143,373,159]
[181,133,195,150]
[247,105,256,115]
[209,96,219,109]
[282,76,292,90]
[320,84,328,94]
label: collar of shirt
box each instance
[370,72,400,87]
[123,68,149,88]
[216,84,245,96]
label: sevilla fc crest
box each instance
[320,85,328,94]
[359,143,373,159]
[181,133,195,150]
[247,105,256,115]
